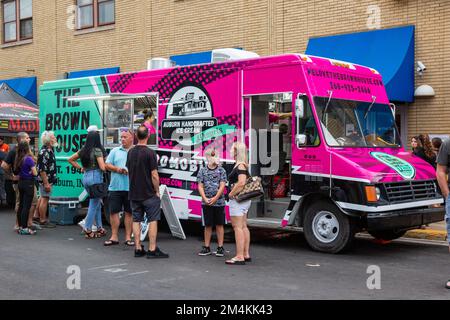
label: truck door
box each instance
[292,94,324,196]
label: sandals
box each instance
[96,228,107,237]
[104,239,119,246]
[124,240,135,246]
[225,257,246,265]
[85,230,99,239]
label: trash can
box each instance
[49,197,80,225]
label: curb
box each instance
[404,228,448,242]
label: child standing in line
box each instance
[197,148,227,257]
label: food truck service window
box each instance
[104,98,133,146]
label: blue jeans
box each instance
[446,195,450,244]
[82,169,103,231]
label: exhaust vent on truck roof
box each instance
[211,48,259,63]
[147,58,175,70]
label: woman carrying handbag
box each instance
[226,142,253,265]
[68,126,107,239]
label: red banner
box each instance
[8,119,39,133]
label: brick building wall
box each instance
[0,0,448,143]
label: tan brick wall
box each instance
[0,0,448,143]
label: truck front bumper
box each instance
[366,206,445,231]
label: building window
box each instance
[77,0,114,30]
[2,0,32,43]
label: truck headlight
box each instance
[375,187,381,200]
[365,186,380,202]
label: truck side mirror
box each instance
[296,134,307,146]
[295,99,305,118]
[389,103,396,116]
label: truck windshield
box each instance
[314,97,401,148]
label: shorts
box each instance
[38,183,53,198]
[229,199,251,217]
[131,196,161,223]
[109,191,131,214]
[202,205,225,227]
[14,183,38,212]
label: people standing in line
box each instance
[0,136,10,153]
[14,141,37,235]
[419,134,436,169]
[127,125,168,258]
[411,136,426,158]
[197,148,227,257]
[68,126,107,239]
[411,135,436,168]
[143,109,157,145]
[432,137,442,156]
[435,138,450,289]
[0,137,8,204]
[35,131,58,228]
[225,142,252,265]
[2,132,38,232]
[104,128,135,247]
[0,149,6,204]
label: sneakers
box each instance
[78,219,97,232]
[134,245,146,258]
[198,246,212,256]
[18,227,36,235]
[147,247,169,259]
[215,246,225,257]
[28,223,41,231]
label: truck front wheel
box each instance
[303,201,356,253]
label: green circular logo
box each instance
[371,152,416,180]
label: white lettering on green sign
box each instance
[371,152,415,180]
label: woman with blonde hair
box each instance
[226,142,252,265]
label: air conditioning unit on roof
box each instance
[147,58,175,70]
[211,48,259,63]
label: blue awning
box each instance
[0,76,37,104]
[306,26,415,102]
[67,66,120,79]
[170,51,213,66]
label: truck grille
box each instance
[384,180,437,204]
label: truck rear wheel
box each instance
[368,230,406,241]
[303,201,355,253]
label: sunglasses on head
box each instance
[119,127,131,133]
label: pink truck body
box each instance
[41,53,444,252]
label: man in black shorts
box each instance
[127,125,168,258]
[104,128,135,246]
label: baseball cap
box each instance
[87,125,103,133]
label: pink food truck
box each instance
[40,52,444,253]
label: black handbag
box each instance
[85,172,109,198]
[86,182,108,198]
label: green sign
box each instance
[191,124,236,145]
[371,152,415,180]
[40,76,107,200]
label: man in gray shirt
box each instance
[436,139,450,252]
[436,138,450,289]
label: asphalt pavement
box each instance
[1,208,449,300]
